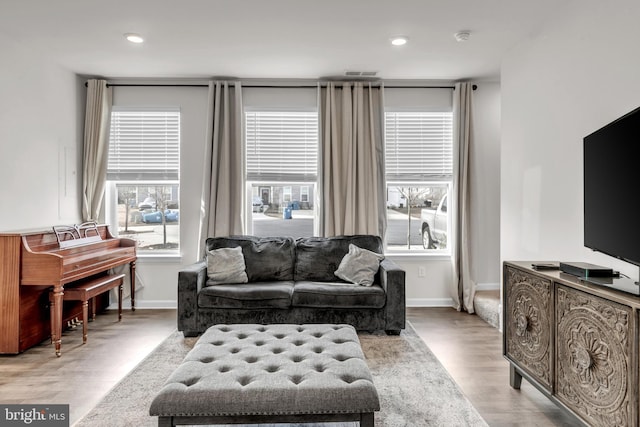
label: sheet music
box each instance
[53,222,102,249]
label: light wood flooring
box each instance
[0,308,577,426]
[408,307,577,427]
[0,309,176,425]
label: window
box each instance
[300,186,309,202]
[245,111,318,238]
[385,111,453,252]
[283,186,292,203]
[107,109,180,252]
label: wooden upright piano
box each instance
[0,224,136,355]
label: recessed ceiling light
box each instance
[124,33,144,43]
[390,36,408,46]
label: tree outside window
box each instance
[386,184,449,250]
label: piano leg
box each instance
[81,300,89,343]
[50,284,64,357]
[130,260,136,311]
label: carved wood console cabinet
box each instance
[503,261,638,427]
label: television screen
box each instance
[584,106,640,267]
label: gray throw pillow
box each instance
[334,243,384,286]
[206,246,248,285]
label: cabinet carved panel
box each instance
[556,285,632,427]
[504,266,553,390]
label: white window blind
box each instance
[245,111,318,182]
[385,112,453,181]
[107,109,180,180]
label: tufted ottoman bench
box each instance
[149,324,380,426]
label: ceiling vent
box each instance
[345,71,378,77]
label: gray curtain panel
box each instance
[82,79,112,222]
[451,82,476,313]
[198,81,244,258]
[318,82,386,238]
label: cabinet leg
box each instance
[510,364,522,389]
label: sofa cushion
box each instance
[199,281,294,309]
[295,235,384,282]
[206,236,295,281]
[206,246,248,285]
[335,244,384,286]
[292,281,386,308]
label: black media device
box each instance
[531,263,560,271]
[583,105,640,294]
[559,262,613,278]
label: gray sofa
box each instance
[178,235,406,337]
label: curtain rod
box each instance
[85,82,477,90]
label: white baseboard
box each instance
[476,282,500,291]
[113,299,457,309]
[108,300,177,310]
[406,298,455,307]
[407,287,499,307]
[110,295,488,310]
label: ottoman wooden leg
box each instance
[158,416,173,427]
[361,412,374,427]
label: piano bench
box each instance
[50,273,126,344]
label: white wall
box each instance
[469,83,501,288]
[501,0,640,280]
[391,256,453,306]
[0,36,83,230]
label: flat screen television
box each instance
[584,105,640,270]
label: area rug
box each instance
[74,323,487,427]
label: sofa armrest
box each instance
[177,261,207,335]
[379,258,406,332]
